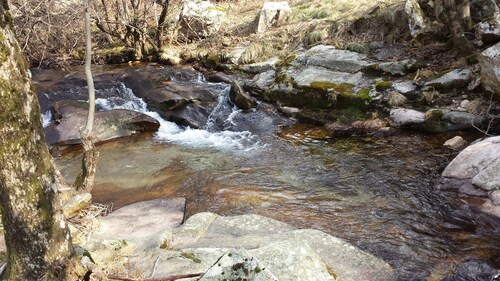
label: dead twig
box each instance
[107,272,204,281]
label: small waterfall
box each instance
[94,82,261,151]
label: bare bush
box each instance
[10,0,84,67]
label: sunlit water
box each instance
[37,66,500,280]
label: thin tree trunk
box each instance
[74,0,99,191]
[0,1,77,280]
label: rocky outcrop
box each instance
[255,1,291,33]
[122,70,221,129]
[479,42,500,99]
[86,200,395,281]
[178,0,226,40]
[442,136,500,215]
[44,101,160,145]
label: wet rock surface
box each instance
[86,201,395,281]
[44,104,159,145]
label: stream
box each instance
[35,65,500,280]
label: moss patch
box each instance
[181,252,201,263]
[375,81,393,91]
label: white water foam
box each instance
[41,110,52,128]
[97,82,261,151]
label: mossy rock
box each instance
[375,81,393,92]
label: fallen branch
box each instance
[107,272,204,281]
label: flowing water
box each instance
[37,65,500,280]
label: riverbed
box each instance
[35,64,500,280]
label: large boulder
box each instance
[44,101,160,145]
[178,0,226,40]
[255,1,292,33]
[86,203,396,281]
[479,42,500,100]
[122,70,221,129]
[442,136,500,192]
[442,136,500,215]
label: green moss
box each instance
[345,42,369,54]
[181,252,201,263]
[356,87,372,101]
[375,81,392,91]
[309,82,354,95]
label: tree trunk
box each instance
[74,0,99,192]
[0,1,77,280]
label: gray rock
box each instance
[286,66,367,88]
[490,190,500,205]
[178,0,226,39]
[276,229,395,281]
[443,136,500,191]
[44,107,160,145]
[405,0,430,37]
[226,47,246,65]
[251,70,276,90]
[88,209,394,280]
[390,108,426,126]
[229,80,256,111]
[479,42,500,98]
[443,136,467,150]
[251,239,335,281]
[200,249,278,281]
[472,157,500,192]
[171,212,219,248]
[92,198,185,249]
[63,193,92,218]
[372,59,418,76]
[475,15,500,43]
[294,45,372,73]
[240,57,280,74]
[442,111,485,129]
[392,81,418,95]
[255,1,291,33]
[425,69,472,90]
[170,213,395,281]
